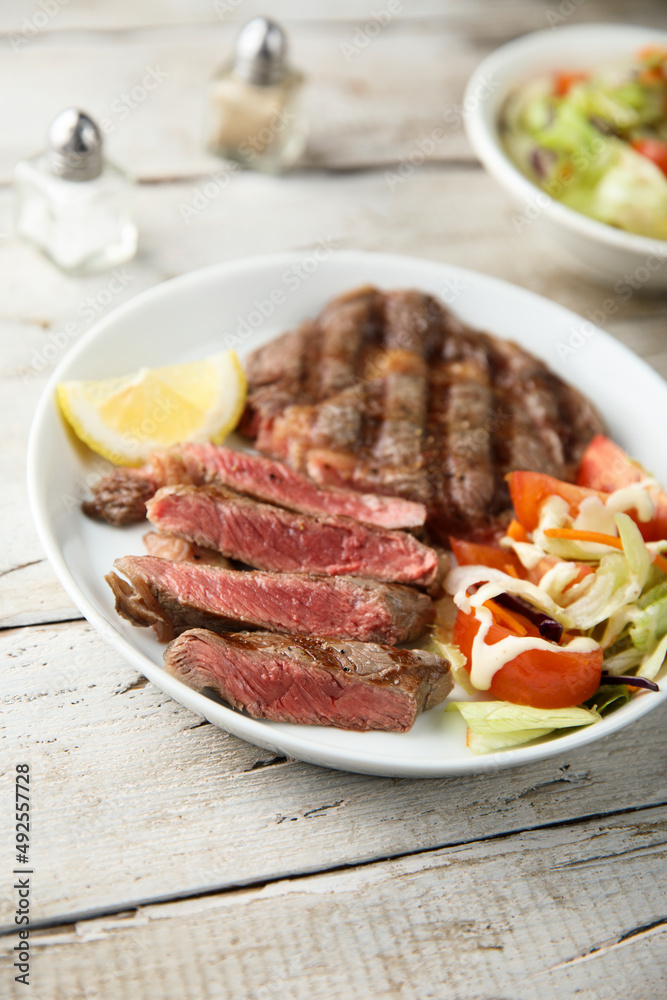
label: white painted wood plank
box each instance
[0,0,449,32]
[0,268,162,628]
[1,618,666,924]
[1,0,665,33]
[1,805,665,999]
[0,27,479,182]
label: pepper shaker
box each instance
[205,17,307,172]
[14,108,137,273]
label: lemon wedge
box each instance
[57,350,247,466]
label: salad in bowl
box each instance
[464,24,667,287]
[501,45,667,241]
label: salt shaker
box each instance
[14,108,137,273]
[206,17,307,172]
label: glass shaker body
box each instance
[14,155,137,273]
[206,64,307,173]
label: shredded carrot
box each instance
[483,599,528,636]
[544,527,624,548]
[504,565,520,579]
[544,527,667,575]
[507,518,529,543]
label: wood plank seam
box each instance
[2,798,665,938]
[537,918,667,973]
[0,614,85,634]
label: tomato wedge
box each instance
[507,471,603,532]
[577,434,643,491]
[632,138,667,178]
[577,435,667,542]
[454,608,602,709]
[449,537,524,577]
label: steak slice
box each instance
[107,555,434,644]
[240,286,605,543]
[83,467,158,526]
[164,628,452,732]
[146,485,440,589]
[83,441,425,530]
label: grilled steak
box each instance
[146,485,440,589]
[107,555,434,644]
[83,441,425,530]
[164,628,452,732]
[241,286,604,542]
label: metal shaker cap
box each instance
[47,108,103,181]
[233,17,289,86]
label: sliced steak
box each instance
[83,441,425,530]
[107,555,433,644]
[83,467,159,526]
[146,485,440,589]
[241,286,605,543]
[164,628,452,732]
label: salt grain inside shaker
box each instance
[14,108,137,273]
[205,17,307,173]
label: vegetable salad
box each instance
[437,436,667,754]
[501,47,667,240]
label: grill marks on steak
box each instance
[241,286,605,542]
[164,628,452,732]
[146,485,440,588]
[107,555,434,644]
[316,286,381,397]
[82,440,426,530]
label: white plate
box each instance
[27,251,667,776]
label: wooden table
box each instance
[2,2,667,997]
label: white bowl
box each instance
[464,23,667,289]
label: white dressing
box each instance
[457,580,599,692]
[605,486,654,522]
[573,487,654,536]
[573,496,618,536]
[539,494,570,528]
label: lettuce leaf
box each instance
[426,636,476,696]
[446,701,600,755]
[637,633,667,682]
[629,580,667,652]
[551,515,651,631]
[585,684,631,715]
